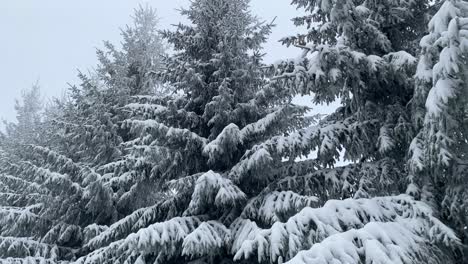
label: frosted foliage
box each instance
[0,257,57,264]
[182,221,230,258]
[203,124,242,164]
[2,0,467,263]
[76,217,202,264]
[3,84,43,147]
[420,1,468,117]
[408,133,425,172]
[0,206,41,230]
[85,194,186,251]
[0,237,62,260]
[231,122,348,179]
[0,174,45,196]
[378,125,395,154]
[429,1,463,34]
[97,5,165,96]
[125,103,167,118]
[203,106,304,166]
[185,171,246,215]
[383,51,417,70]
[285,220,438,264]
[241,191,318,225]
[123,119,207,147]
[0,142,114,261]
[412,0,468,196]
[426,78,457,116]
[83,224,108,245]
[271,159,400,203]
[233,195,459,263]
[239,106,306,141]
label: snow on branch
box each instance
[41,223,82,246]
[284,220,448,264]
[0,206,45,237]
[130,94,182,106]
[0,257,59,264]
[10,163,84,197]
[264,159,401,202]
[239,105,308,142]
[23,146,81,176]
[241,191,318,226]
[408,132,425,173]
[124,103,167,118]
[377,125,396,154]
[77,217,203,264]
[420,1,468,118]
[124,102,202,129]
[85,194,188,251]
[232,195,460,263]
[270,45,398,100]
[20,145,100,186]
[0,192,43,208]
[203,124,242,165]
[383,51,417,71]
[185,171,246,215]
[0,236,68,260]
[0,174,46,196]
[122,119,207,149]
[182,220,230,258]
[166,172,205,193]
[230,122,348,181]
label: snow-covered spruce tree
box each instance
[76,0,298,262]
[2,83,43,147]
[0,5,167,264]
[0,144,116,262]
[57,6,169,218]
[76,1,460,264]
[0,88,115,262]
[53,4,166,167]
[410,0,468,257]
[230,0,462,262]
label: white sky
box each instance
[0,0,306,123]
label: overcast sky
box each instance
[0,0,306,123]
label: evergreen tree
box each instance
[2,83,43,146]
[77,0,302,262]
[54,4,166,166]
[0,5,166,263]
[76,0,460,263]
[0,88,114,262]
[0,144,114,262]
[1,1,465,263]
[410,0,468,257]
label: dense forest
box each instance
[1,0,467,263]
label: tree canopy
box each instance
[1,1,467,263]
